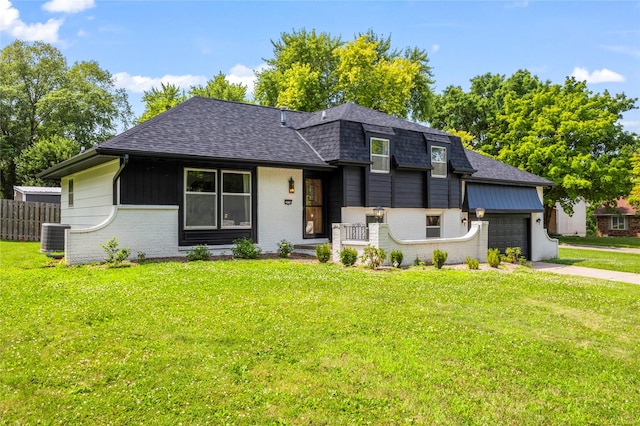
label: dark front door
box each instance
[304,177,326,238]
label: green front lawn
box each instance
[2,241,640,424]
[558,235,640,249]
[552,248,640,274]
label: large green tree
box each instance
[137,73,248,124]
[15,136,81,187]
[254,29,435,121]
[629,149,640,209]
[0,40,132,198]
[428,70,639,217]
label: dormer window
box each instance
[431,146,447,178]
[371,137,390,173]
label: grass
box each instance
[558,235,640,249]
[550,248,640,274]
[2,241,640,424]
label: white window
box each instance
[610,216,627,230]
[222,171,251,229]
[370,138,390,173]
[426,215,441,238]
[431,146,447,178]
[184,169,217,229]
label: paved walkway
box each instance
[533,262,640,285]
[534,243,640,285]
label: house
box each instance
[13,186,61,203]
[38,97,558,264]
[594,198,639,237]
[547,200,587,237]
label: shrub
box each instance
[414,256,425,266]
[277,239,294,258]
[504,247,522,264]
[390,249,404,268]
[432,249,448,269]
[316,243,331,263]
[487,248,501,268]
[232,238,262,259]
[466,256,480,270]
[137,251,146,263]
[187,244,211,261]
[100,237,130,265]
[360,245,386,269]
[340,247,358,266]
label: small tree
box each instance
[100,237,130,265]
[360,245,386,269]
[432,249,447,269]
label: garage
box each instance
[465,183,543,260]
[476,214,531,259]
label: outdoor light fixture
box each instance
[475,207,485,219]
[373,205,385,223]
[461,217,468,226]
[288,177,295,193]
[536,217,542,224]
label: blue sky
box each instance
[2,0,639,132]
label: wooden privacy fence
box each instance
[0,200,61,241]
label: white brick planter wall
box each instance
[333,221,489,267]
[65,205,180,265]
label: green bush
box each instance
[504,247,522,264]
[360,245,386,269]
[100,237,130,265]
[187,244,211,261]
[432,249,448,269]
[232,238,262,259]
[389,249,404,268]
[466,256,480,270]
[316,243,331,263]
[487,248,501,268]
[277,239,294,258]
[340,247,358,266]
[414,256,425,266]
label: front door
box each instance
[304,178,325,238]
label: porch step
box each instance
[293,243,323,257]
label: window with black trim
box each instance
[370,137,390,173]
[222,171,251,229]
[184,169,217,229]
[426,215,441,238]
[431,146,447,178]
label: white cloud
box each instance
[431,44,440,53]
[601,45,640,58]
[571,67,625,83]
[0,0,63,42]
[620,120,640,131]
[42,0,95,14]
[113,72,208,93]
[226,63,267,96]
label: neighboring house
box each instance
[548,200,587,237]
[594,198,639,237]
[13,186,61,203]
[39,97,558,264]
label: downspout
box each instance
[112,154,129,205]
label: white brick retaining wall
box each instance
[332,221,489,267]
[65,205,180,265]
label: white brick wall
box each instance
[334,222,488,267]
[65,205,180,265]
[341,207,468,239]
[256,167,328,252]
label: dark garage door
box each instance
[474,214,531,259]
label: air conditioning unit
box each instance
[40,223,71,258]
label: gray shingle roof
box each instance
[97,97,329,168]
[464,149,553,187]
